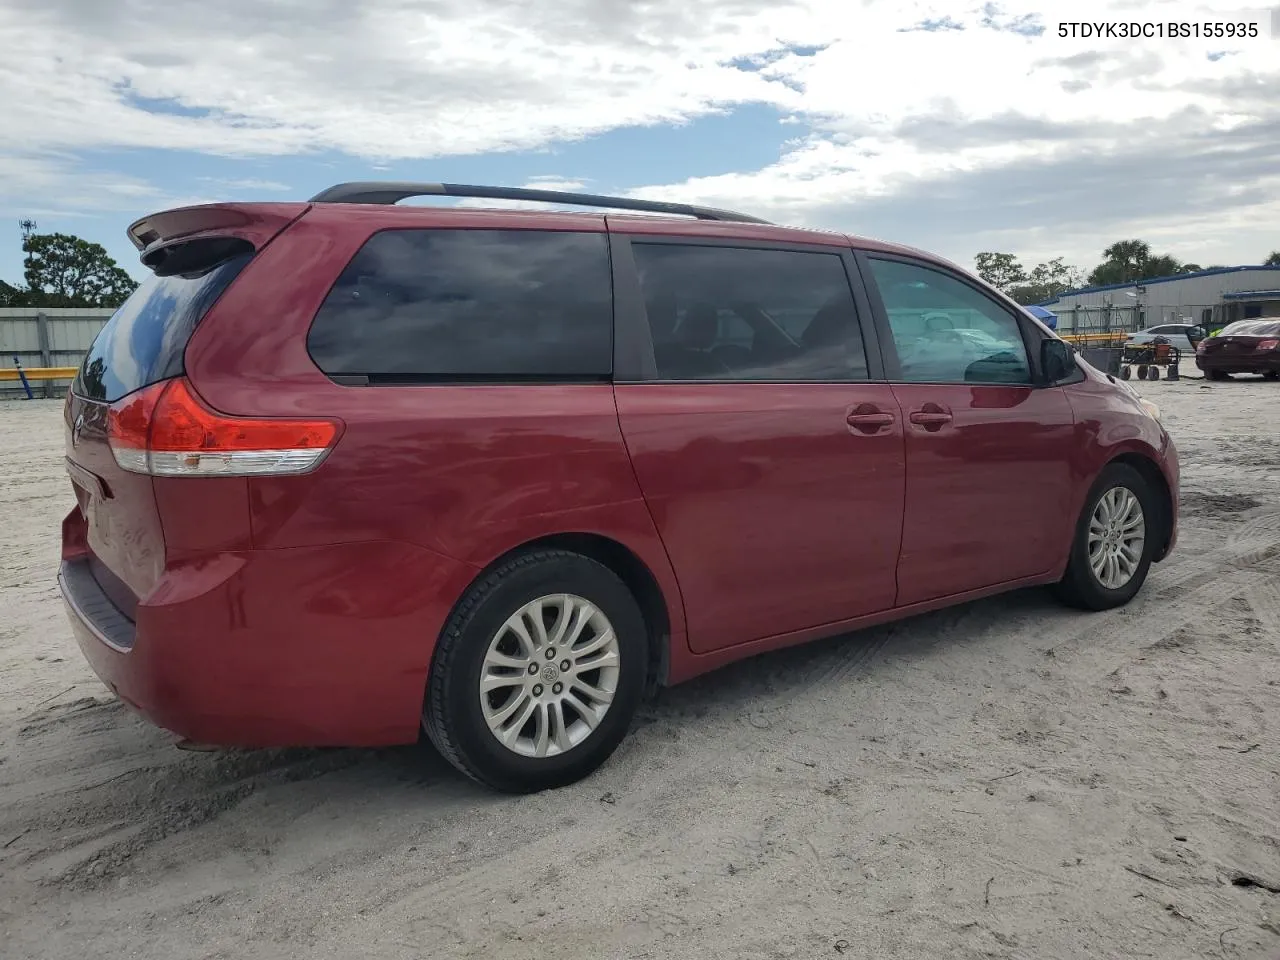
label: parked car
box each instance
[1194,319,1280,380]
[58,182,1179,792]
[1125,323,1206,358]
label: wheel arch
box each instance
[441,532,675,693]
[1107,452,1175,562]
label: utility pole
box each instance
[19,219,36,275]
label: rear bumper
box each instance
[1195,354,1280,373]
[59,560,137,652]
[59,541,479,748]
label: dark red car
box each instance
[1195,319,1280,380]
[58,182,1179,792]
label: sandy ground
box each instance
[1,374,1278,960]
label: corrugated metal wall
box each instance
[1042,268,1280,313]
[0,307,113,399]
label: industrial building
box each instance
[1037,265,1280,333]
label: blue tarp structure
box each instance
[1024,304,1057,330]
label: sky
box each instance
[2,0,1278,288]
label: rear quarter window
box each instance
[74,252,252,403]
[306,229,613,382]
[631,243,870,382]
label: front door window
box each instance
[864,259,1031,384]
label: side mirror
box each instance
[1040,338,1075,384]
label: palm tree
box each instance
[1087,240,1186,286]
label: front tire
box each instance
[423,550,648,793]
[1053,464,1158,611]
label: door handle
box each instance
[846,410,895,434]
[908,404,953,431]
[847,412,894,427]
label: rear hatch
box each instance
[64,204,305,617]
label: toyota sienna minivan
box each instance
[58,182,1178,792]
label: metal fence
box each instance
[1053,305,1140,335]
[0,308,113,400]
[1052,304,1229,377]
[1052,304,1226,335]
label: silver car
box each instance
[1125,323,1206,357]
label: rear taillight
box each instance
[1196,340,1207,353]
[107,378,340,477]
[1258,339,1279,351]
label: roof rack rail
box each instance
[307,181,771,224]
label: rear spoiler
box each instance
[126,203,311,274]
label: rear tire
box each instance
[1208,370,1229,381]
[423,550,647,793]
[1053,463,1158,611]
[1120,366,1132,380]
[1264,371,1279,381]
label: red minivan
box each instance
[59,182,1179,792]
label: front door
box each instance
[613,238,906,654]
[861,255,1077,606]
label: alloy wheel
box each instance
[1087,486,1146,590]
[479,594,621,758]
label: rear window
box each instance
[306,229,613,382]
[1220,320,1280,336]
[74,252,252,402]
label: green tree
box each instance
[0,277,26,306]
[1087,240,1183,286]
[973,251,1026,292]
[1007,257,1085,304]
[1144,254,1182,277]
[21,231,137,308]
[1264,251,1280,266]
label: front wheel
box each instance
[1053,464,1158,611]
[423,550,648,793]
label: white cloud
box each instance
[522,177,591,192]
[451,177,592,209]
[0,153,168,218]
[198,177,292,192]
[1,0,1277,270]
